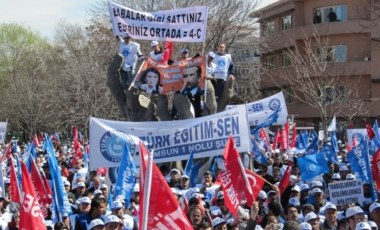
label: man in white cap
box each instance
[104,215,122,230]
[304,212,320,230]
[117,32,144,90]
[320,203,337,230]
[211,217,227,230]
[369,202,380,227]
[346,206,367,230]
[89,219,105,230]
[150,41,163,61]
[355,222,371,230]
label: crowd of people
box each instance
[0,136,379,230]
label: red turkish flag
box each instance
[278,162,292,195]
[162,41,173,64]
[366,122,375,140]
[244,169,266,200]
[281,122,289,151]
[221,136,254,216]
[371,149,380,189]
[20,162,46,230]
[33,135,39,147]
[290,123,297,148]
[0,142,12,163]
[9,157,21,203]
[139,143,193,229]
[30,157,52,217]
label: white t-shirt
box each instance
[119,41,142,72]
[150,50,163,62]
[206,62,217,77]
[213,53,233,81]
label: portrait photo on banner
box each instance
[132,56,206,95]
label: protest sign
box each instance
[89,105,250,168]
[328,180,364,207]
[227,91,288,126]
[0,122,7,144]
[109,2,208,42]
[346,129,368,146]
[132,56,206,95]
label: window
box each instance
[264,55,276,69]
[336,85,346,100]
[313,5,347,24]
[264,21,275,35]
[318,86,346,103]
[281,15,292,31]
[281,52,291,67]
[316,45,347,62]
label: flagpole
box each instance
[142,150,154,230]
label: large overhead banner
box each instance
[108,2,208,42]
[89,105,250,168]
[227,91,288,126]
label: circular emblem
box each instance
[122,49,130,57]
[308,164,316,172]
[99,130,137,163]
[269,98,281,111]
[217,60,226,68]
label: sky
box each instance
[0,0,278,41]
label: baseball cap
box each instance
[339,165,349,172]
[369,202,380,213]
[291,185,301,193]
[64,180,70,186]
[346,173,356,180]
[212,217,226,227]
[355,222,371,230]
[123,33,132,38]
[104,215,120,224]
[346,206,365,218]
[80,197,91,204]
[311,188,322,195]
[324,203,337,211]
[89,219,105,230]
[368,221,377,229]
[208,52,215,58]
[290,175,298,184]
[288,197,300,207]
[111,201,123,210]
[332,173,341,180]
[259,191,267,200]
[133,184,140,193]
[304,212,319,222]
[310,180,323,189]
[170,168,181,174]
[151,41,159,47]
[180,48,188,54]
[77,182,86,188]
[94,189,103,196]
[300,184,310,191]
[181,175,189,180]
[100,184,108,189]
[300,222,312,230]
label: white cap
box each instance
[355,222,371,230]
[94,189,103,195]
[324,203,337,211]
[291,185,301,193]
[208,51,215,58]
[304,212,318,222]
[80,197,91,204]
[89,219,105,230]
[368,221,377,229]
[369,202,380,213]
[258,191,267,200]
[133,184,140,193]
[77,182,86,188]
[310,180,323,189]
[332,173,341,180]
[346,206,365,218]
[300,222,312,230]
[104,215,120,224]
[212,217,226,227]
[170,168,181,174]
[290,175,298,184]
[111,201,123,210]
[64,180,70,186]
[288,198,300,207]
[151,41,159,47]
[346,173,356,180]
[100,184,108,189]
[300,184,310,191]
[311,188,322,195]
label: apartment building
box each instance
[257,0,380,129]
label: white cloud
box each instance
[0,0,94,40]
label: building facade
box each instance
[257,0,380,130]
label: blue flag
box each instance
[373,120,380,149]
[189,162,202,187]
[330,131,339,153]
[251,137,268,165]
[298,153,329,181]
[250,109,281,135]
[295,131,308,150]
[320,144,339,164]
[44,136,72,222]
[347,141,371,183]
[113,143,136,208]
[305,130,319,154]
[184,151,195,176]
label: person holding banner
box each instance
[117,33,144,90]
[150,41,163,62]
[139,67,163,94]
[212,43,235,102]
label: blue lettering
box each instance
[217,119,224,137]
[174,131,181,144]
[204,121,213,139]
[251,103,264,112]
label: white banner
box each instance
[328,180,364,208]
[227,91,288,126]
[346,129,367,147]
[0,122,7,144]
[89,106,250,168]
[108,2,208,42]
